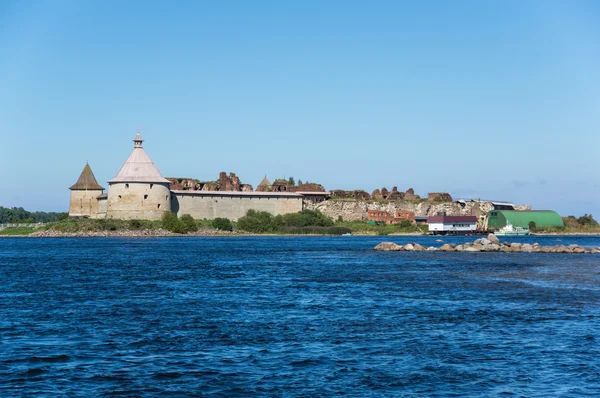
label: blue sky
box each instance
[1,0,598,216]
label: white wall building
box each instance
[427,216,478,235]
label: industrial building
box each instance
[486,210,564,230]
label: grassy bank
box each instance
[0,227,41,236]
[335,221,426,235]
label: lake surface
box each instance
[1,236,600,396]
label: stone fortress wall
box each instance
[172,192,303,220]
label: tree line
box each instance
[0,206,68,224]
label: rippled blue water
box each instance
[1,236,600,396]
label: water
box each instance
[1,236,600,396]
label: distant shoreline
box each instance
[2,230,599,238]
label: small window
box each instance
[144,194,148,199]
[157,204,161,209]
[125,184,129,188]
[150,184,153,189]
[165,195,168,200]
[118,195,122,199]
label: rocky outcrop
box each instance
[374,239,598,254]
[371,189,382,200]
[304,199,496,221]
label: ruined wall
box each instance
[304,200,499,221]
[172,193,303,220]
[428,192,453,202]
[106,182,171,220]
[69,190,103,218]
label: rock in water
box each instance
[404,244,415,251]
[488,233,500,245]
[440,244,455,252]
[374,242,403,251]
[413,244,426,252]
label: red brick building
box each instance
[367,210,416,224]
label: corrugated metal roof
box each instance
[427,216,478,223]
[69,163,105,190]
[108,134,171,184]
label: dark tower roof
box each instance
[70,163,105,191]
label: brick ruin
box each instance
[168,173,453,204]
[428,192,453,202]
[167,172,254,192]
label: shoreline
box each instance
[2,229,600,238]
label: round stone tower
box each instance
[106,132,171,220]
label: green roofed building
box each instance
[486,210,564,230]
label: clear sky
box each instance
[1,0,598,216]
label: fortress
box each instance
[68,133,319,220]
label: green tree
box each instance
[577,214,598,226]
[162,211,186,233]
[298,179,303,185]
[180,214,198,233]
[212,217,233,231]
[237,210,276,233]
[399,220,412,228]
[528,221,537,231]
[288,177,295,186]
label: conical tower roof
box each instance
[108,133,171,184]
[258,175,271,187]
[70,163,104,190]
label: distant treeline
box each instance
[0,206,68,224]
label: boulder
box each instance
[427,246,437,251]
[483,244,501,252]
[455,245,464,252]
[404,243,415,251]
[521,244,533,252]
[440,244,455,252]
[480,238,491,246]
[590,248,599,254]
[573,246,586,254]
[374,242,403,251]
[488,233,500,244]
[413,244,426,252]
[464,246,480,252]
